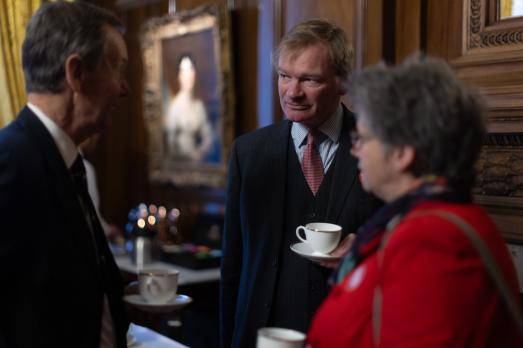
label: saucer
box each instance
[126,333,138,347]
[123,294,192,313]
[290,243,341,263]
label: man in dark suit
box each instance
[220,19,381,347]
[0,2,130,347]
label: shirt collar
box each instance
[27,102,78,168]
[291,104,343,147]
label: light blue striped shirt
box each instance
[291,105,343,172]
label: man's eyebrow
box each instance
[301,74,322,79]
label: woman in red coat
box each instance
[307,56,523,347]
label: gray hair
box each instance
[22,1,124,93]
[273,19,353,80]
[349,55,487,194]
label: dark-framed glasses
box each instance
[350,131,375,148]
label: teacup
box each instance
[256,327,306,348]
[295,222,341,254]
[138,269,179,304]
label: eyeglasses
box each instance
[350,131,375,148]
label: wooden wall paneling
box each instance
[231,6,259,134]
[425,0,523,242]
[394,0,421,63]
[175,0,226,11]
[426,0,463,60]
[272,0,283,122]
[354,0,384,69]
[450,0,523,133]
[283,0,354,37]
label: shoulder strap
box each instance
[373,210,523,346]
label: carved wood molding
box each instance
[469,0,483,47]
[476,144,523,197]
[468,0,523,49]
[455,0,523,129]
[447,1,523,241]
[484,132,523,146]
[474,194,523,242]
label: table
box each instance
[128,323,189,348]
[114,254,220,286]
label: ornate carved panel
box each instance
[467,0,523,49]
[453,1,523,133]
[433,0,523,241]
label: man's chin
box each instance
[285,111,312,123]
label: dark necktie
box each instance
[71,155,117,345]
[70,155,107,269]
[302,129,324,195]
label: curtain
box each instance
[0,0,42,127]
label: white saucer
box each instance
[123,294,192,313]
[126,333,138,347]
[290,242,341,263]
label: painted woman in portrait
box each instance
[164,55,213,161]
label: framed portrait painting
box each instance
[142,4,234,187]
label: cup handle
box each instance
[145,277,162,297]
[296,226,308,243]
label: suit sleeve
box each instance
[0,145,19,344]
[220,141,243,348]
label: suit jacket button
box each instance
[309,212,316,219]
[264,302,270,309]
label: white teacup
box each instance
[138,269,179,304]
[295,222,342,254]
[256,327,306,348]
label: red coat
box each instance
[308,201,522,347]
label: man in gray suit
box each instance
[220,19,381,347]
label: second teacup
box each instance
[256,327,305,348]
[138,269,179,304]
[295,222,341,254]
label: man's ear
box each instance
[64,54,84,92]
[338,77,348,96]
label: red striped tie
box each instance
[302,129,324,195]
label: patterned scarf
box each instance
[331,178,469,284]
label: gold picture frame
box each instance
[142,4,234,187]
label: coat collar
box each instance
[325,105,359,221]
[16,106,101,277]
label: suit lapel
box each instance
[264,121,291,246]
[17,108,101,276]
[326,106,359,222]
